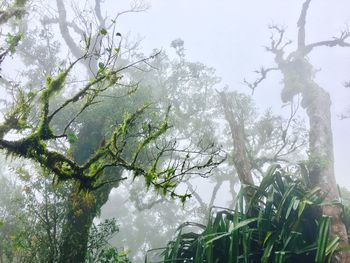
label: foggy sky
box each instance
[111,0,350,189]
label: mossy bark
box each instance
[58,169,121,263]
[278,56,349,262]
[58,118,122,263]
[304,83,349,262]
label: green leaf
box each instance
[325,236,340,258]
[275,251,287,263]
[285,196,297,219]
[5,33,22,53]
[315,216,331,263]
[263,231,273,246]
[154,164,334,262]
[67,133,78,144]
[297,200,306,218]
[27,91,36,99]
[100,28,108,35]
[205,218,258,245]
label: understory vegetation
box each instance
[148,165,350,263]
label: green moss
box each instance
[145,169,156,189]
[281,59,314,103]
[107,73,121,86]
[14,0,26,7]
[137,121,168,152]
[45,70,68,97]
[88,162,102,177]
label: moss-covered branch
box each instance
[0,26,223,201]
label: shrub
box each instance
[147,165,340,263]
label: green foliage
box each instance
[100,28,108,36]
[148,165,340,263]
[67,132,78,144]
[86,218,132,263]
[281,58,314,103]
[14,0,26,7]
[0,164,131,263]
[0,4,223,263]
[5,32,22,53]
[0,167,71,263]
[93,248,131,263]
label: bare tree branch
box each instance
[109,0,149,26]
[265,25,292,54]
[297,0,312,49]
[55,0,84,59]
[94,0,105,27]
[134,197,165,211]
[243,66,278,93]
[303,29,350,55]
[209,180,223,208]
[41,17,85,36]
[186,181,206,209]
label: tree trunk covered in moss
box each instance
[277,55,349,261]
[58,190,95,263]
[303,83,349,261]
[58,170,121,263]
[58,115,122,263]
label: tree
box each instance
[0,1,222,262]
[1,1,330,261]
[245,0,350,260]
[216,89,307,205]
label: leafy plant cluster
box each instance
[148,165,341,263]
[0,168,133,263]
[86,218,131,263]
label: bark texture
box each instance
[58,170,121,263]
[218,92,254,187]
[277,56,349,262]
[57,114,121,262]
[305,83,349,262]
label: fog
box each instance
[1,0,350,262]
[112,0,350,186]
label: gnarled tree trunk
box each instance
[58,170,121,263]
[304,82,349,262]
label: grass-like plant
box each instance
[146,164,341,263]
